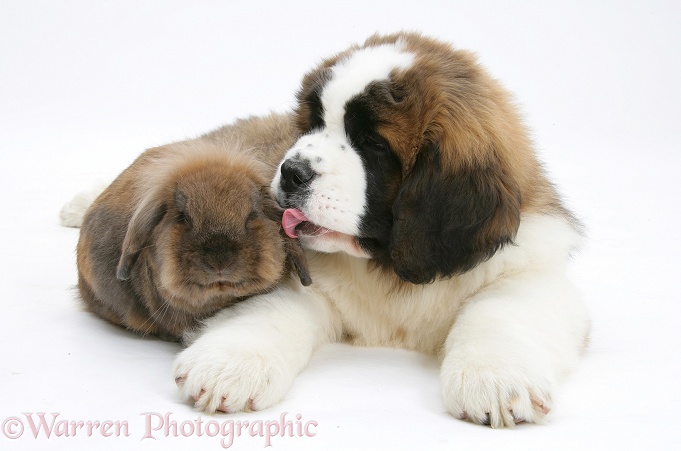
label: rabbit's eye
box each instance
[177,211,192,228]
[244,210,258,228]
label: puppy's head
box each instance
[272,32,529,284]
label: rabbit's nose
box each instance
[202,236,239,273]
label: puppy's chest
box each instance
[313,256,465,354]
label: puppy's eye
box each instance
[364,134,388,152]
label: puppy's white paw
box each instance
[173,339,294,414]
[441,350,555,428]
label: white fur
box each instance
[174,214,589,426]
[321,42,413,130]
[178,41,589,427]
[273,132,367,238]
[175,283,341,413]
[59,182,108,227]
[270,43,414,255]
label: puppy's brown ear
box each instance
[389,141,521,284]
[260,188,312,286]
[116,192,166,280]
[294,66,331,133]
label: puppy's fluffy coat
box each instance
[174,32,589,428]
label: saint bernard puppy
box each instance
[174,32,590,428]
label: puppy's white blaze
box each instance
[271,43,414,243]
[309,132,366,234]
[321,42,414,130]
[287,43,414,237]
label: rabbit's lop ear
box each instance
[116,191,167,280]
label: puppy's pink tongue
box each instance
[282,208,307,238]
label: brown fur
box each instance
[292,32,578,283]
[77,113,309,341]
[168,34,587,428]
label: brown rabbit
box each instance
[77,113,310,341]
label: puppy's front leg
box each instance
[174,285,338,413]
[440,271,589,428]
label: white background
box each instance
[1,1,680,449]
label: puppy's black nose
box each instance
[280,159,315,194]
